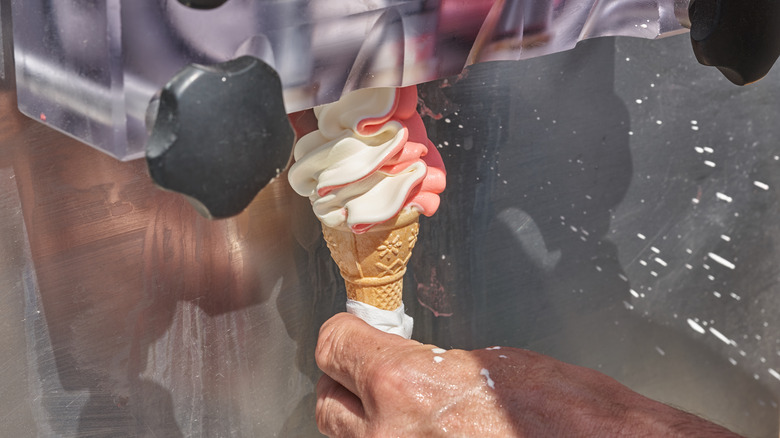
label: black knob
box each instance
[146,56,294,219]
[177,0,228,9]
[689,0,780,85]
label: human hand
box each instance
[315,313,742,437]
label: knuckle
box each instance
[369,371,396,400]
[315,325,335,370]
[315,406,335,436]
[365,428,385,438]
[315,398,332,434]
[315,314,350,369]
[315,380,339,435]
[365,358,410,401]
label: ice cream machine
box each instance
[2,0,780,436]
[10,0,780,217]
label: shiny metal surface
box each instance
[2,32,780,437]
[10,0,688,160]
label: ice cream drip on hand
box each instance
[288,86,446,234]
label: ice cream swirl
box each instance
[288,86,446,233]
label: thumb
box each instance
[315,313,414,398]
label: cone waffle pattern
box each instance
[321,209,420,310]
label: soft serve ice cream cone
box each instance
[288,86,446,336]
[320,207,420,310]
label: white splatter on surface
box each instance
[687,318,706,334]
[715,192,733,203]
[708,252,736,270]
[709,327,732,345]
[431,348,447,354]
[480,369,495,389]
[433,356,444,364]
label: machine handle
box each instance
[177,0,228,9]
[689,0,780,85]
[146,56,294,219]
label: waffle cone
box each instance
[321,209,420,310]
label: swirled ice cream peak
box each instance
[288,86,446,233]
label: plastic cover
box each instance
[11,0,689,160]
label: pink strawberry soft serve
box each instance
[288,86,446,233]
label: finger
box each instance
[316,374,366,438]
[315,313,413,397]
